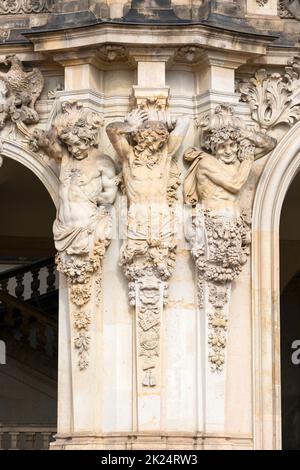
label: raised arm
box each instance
[240,128,277,160]
[200,155,253,194]
[106,109,148,161]
[106,121,132,161]
[29,127,64,162]
[168,117,190,157]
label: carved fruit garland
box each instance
[56,240,108,370]
[191,207,251,372]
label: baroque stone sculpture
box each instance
[30,101,118,369]
[238,56,300,131]
[184,104,276,371]
[0,54,44,135]
[107,107,189,387]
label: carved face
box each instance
[215,139,238,164]
[133,122,169,153]
[62,132,91,160]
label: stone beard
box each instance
[184,104,276,371]
[30,102,117,369]
[107,109,189,386]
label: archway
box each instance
[0,142,59,450]
[280,171,300,449]
[252,121,300,450]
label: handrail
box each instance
[0,257,55,282]
[0,290,57,330]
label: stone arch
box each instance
[252,121,300,450]
[1,139,59,208]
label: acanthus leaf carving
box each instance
[30,101,117,370]
[238,56,300,131]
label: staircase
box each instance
[0,258,58,450]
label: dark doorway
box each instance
[280,171,300,449]
[0,157,58,449]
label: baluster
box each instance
[42,432,52,450]
[46,264,56,293]
[36,321,47,354]
[31,268,40,299]
[25,432,35,450]
[15,274,24,300]
[9,432,19,450]
[0,279,8,293]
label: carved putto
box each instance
[238,56,300,131]
[184,104,276,371]
[30,102,117,370]
[0,54,44,133]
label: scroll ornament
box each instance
[238,56,300,131]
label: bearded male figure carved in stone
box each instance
[30,101,117,369]
[106,108,189,387]
[184,104,276,371]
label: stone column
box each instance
[194,50,251,115]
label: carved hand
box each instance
[239,140,255,162]
[28,128,50,152]
[125,109,148,130]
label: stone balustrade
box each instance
[0,425,56,450]
[0,258,58,302]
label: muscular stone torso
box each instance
[196,157,241,215]
[123,146,171,205]
[58,150,102,227]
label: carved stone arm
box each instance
[29,127,64,161]
[168,117,190,157]
[106,121,132,161]
[201,156,253,194]
[240,128,277,160]
[106,108,148,160]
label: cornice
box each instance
[23,21,278,57]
